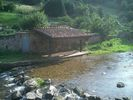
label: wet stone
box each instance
[117,82,125,88]
[73,87,84,96]
[88,96,101,100]
[115,98,122,100]
[122,97,130,100]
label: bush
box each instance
[20,12,48,30]
[2,2,15,12]
[15,4,37,14]
[74,13,122,36]
[0,27,16,36]
[56,16,74,26]
[44,0,66,17]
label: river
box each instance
[1,52,133,99]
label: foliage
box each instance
[86,38,133,55]
[15,4,38,14]
[0,27,16,36]
[36,78,45,87]
[0,51,41,63]
[21,0,42,5]
[0,0,3,10]
[55,16,74,26]
[20,12,48,30]
[44,0,66,17]
[74,13,122,36]
[1,2,15,12]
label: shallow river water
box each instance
[1,52,133,99]
[30,52,133,98]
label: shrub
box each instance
[2,2,15,12]
[20,12,48,30]
[56,16,74,26]
[15,4,37,14]
[0,27,16,36]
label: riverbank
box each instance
[86,38,133,55]
[0,67,130,100]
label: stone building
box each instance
[30,26,101,54]
[0,26,102,53]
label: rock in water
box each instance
[122,97,130,100]
[88,96,101,100]
[73,87,83,96]
[117,82,125,88]
[10,86,25,100]
[26,91,36,100]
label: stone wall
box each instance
[0,32,103,53]
[0,32,29,52]
[29,32,50,53]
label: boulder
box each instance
[88,96,101,100]
[26,91,36,100]
[10,86,25,100]
[122,97,130,100]
[24,78,43,90]
[35,89,43,99]
[73,87,84,96]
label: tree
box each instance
[44,0,67,17]
[0,0,3,10]
[21,0,42,5]
[20,12,48,30]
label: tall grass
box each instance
[86,38,133,55]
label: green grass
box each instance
[86,38,133,55]
[0,51,42,63]
[0,12,20,25]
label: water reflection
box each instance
[30,52,133,97]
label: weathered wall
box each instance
[29,32,50,53]
[0,31,102,53]
[52,34,102,53]
[0,32,29,52]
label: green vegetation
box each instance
[0,0,133,57]
[20,12,48,30]
[0,28,16,36]
[0,51,41,63]
[0,12,20,25]
[15,4,38,14]
[86,38,133,55]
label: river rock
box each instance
[35,89,43,99]
[26,91,36,100]
[115,98,122,100]
[4,83,16,88]
[73,87,84,96]
[24,78,40,90]
[88,96,101,100]
[117,82,125,88]
[82,92,91,98]
[65,93,81,100]
[10,86,25,100]
[122,97,130,100]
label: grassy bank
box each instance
[0,12,20,25]
[0,51,42,63]
[86,38,133,55]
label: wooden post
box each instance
[48,38,52,56]
[79,40,82,52]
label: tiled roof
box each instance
[34,26,89,38]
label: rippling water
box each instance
[1,52,133,99]
[30,52,133,98]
